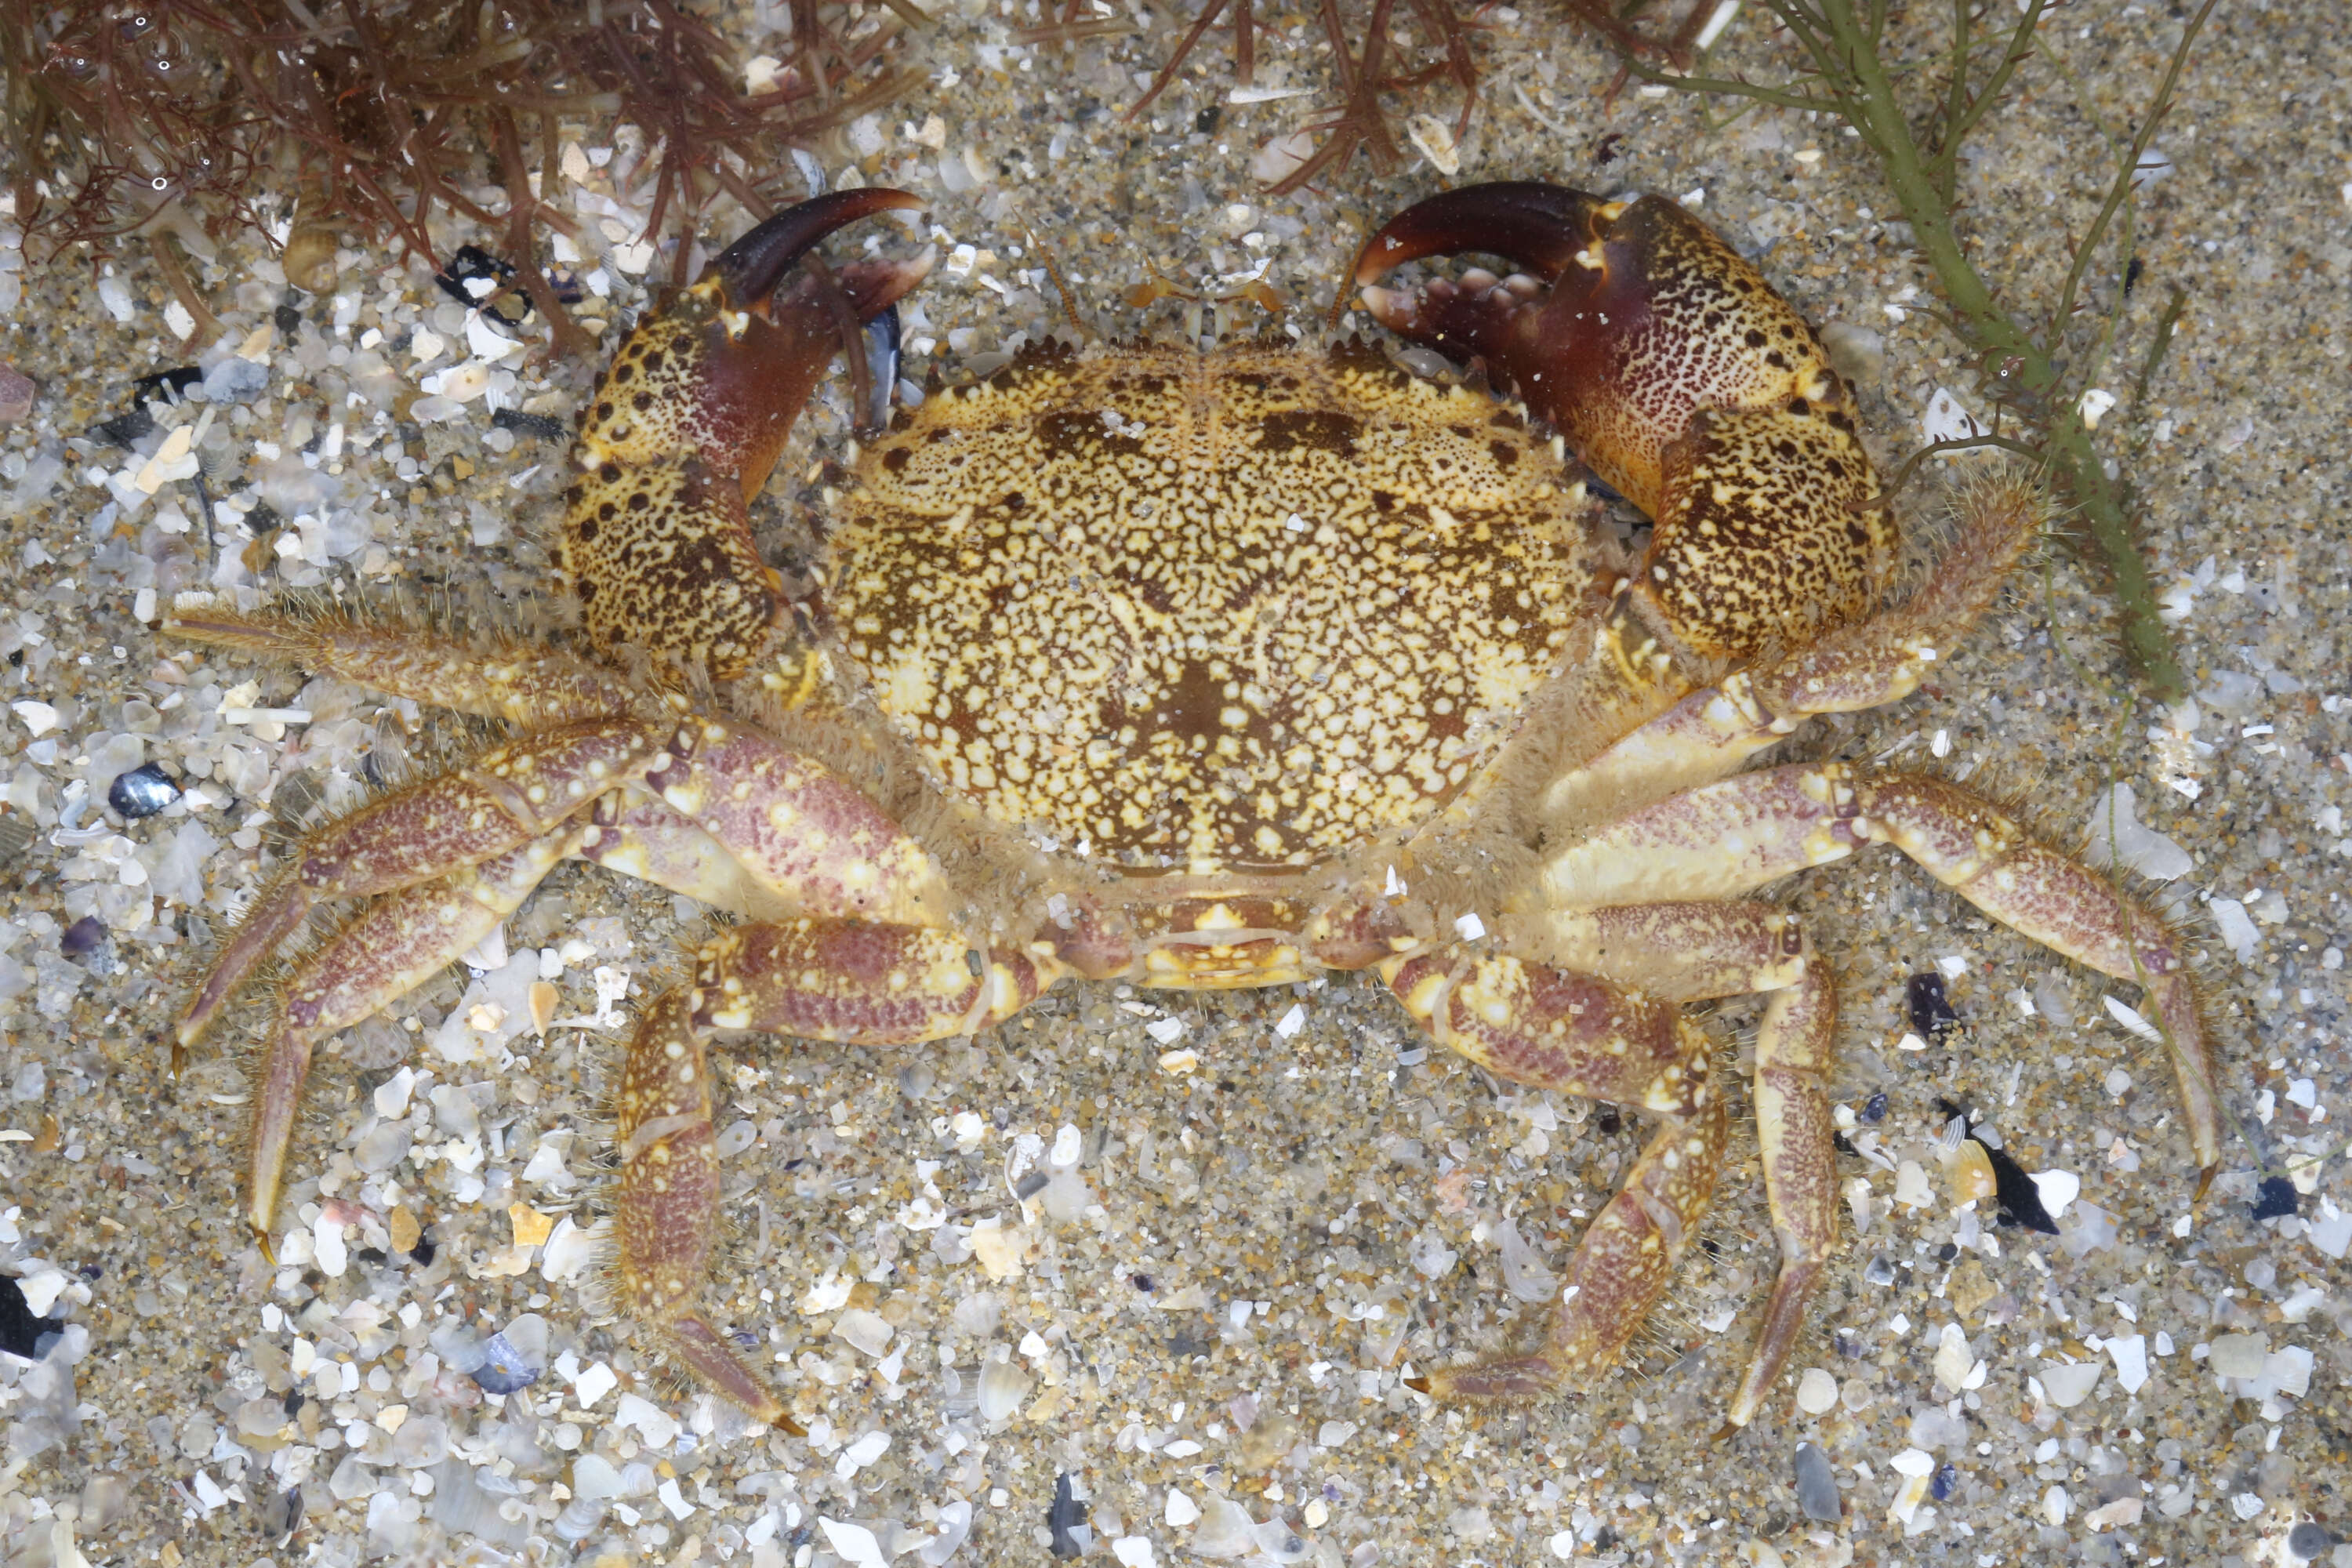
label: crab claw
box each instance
[1356,182,1889,660]
[564,189,935,678]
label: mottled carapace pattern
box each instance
[564,284,786,680]
[828,339,1592,871]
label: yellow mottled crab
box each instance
[167,183,2220,1432]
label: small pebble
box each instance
[1795,1368,1838,1414]
[1905,972,1961,1035]
[472,1315,546,1393]
[833,1308,895,1356]
[2286,1522,2333,1563]
[2251,1174,2299,1220]
[2208,1331,2270,1377]
[1793,1441,1840,1521]
[0,364,34,423]
[977,1352,1033,1421]
[60,916,106,956]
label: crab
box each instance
[165,181,2221,1433]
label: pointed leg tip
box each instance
[254,1228,278,1265]
[2194,1163,2218,1203]
[1711,1419,1742,1443]
[771,1411,808,1437]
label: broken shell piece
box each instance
[529,979,560,1035]
[1944,1138,1998,1204]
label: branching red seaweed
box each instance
[2,0,919,347]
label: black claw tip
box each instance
[1354,181,1609,289]
[711,189,924,310]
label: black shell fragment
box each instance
[1906,972,1962,1036]
[108,761,181,818]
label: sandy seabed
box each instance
[2,3,2349,1566]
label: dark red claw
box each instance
[711,188,925,313]
[1352,180,1607,288]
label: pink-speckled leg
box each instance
[1864,773,2218,1190]
[613,990,798,1428]
[1531,902,1840,1428]
[176,716,672,1053]
[1552,761,2211,1166]
[574,794,800,920]
[637,718,957,927]
[1379,949,1726,1399]
[615,918,1063,1420]
[1542,474,2047,829]
[242,828,583,1250]
[1544,762,2220,1181]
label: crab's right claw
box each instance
[1356,182,1888,662]
[564,189,935,678]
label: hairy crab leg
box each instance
[616,920,1062,1421]
[1541,762,2223,1182]
[1528,902,1838,1428]
[1354,181,1888,663]
[615,990,797,1428]
[1543,476,2050,827]
[1417,1091,1727,1403]
[165,608,639,724]
[564,189,935,677]
[1381,952,1711,1115]
[244,828,583,1248]
[638,717,958,927]
[1378,949,1729,1399]
[573,794,800,920]
[177,716,671,1051]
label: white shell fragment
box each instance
[2038,1360,2102,1407]
[2031,1169,2082,1218]
[1795,1368,1838,1414]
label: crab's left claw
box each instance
[565,189,935,679]
[1356,182,1888,662]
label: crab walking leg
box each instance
[612,920,1061,1422]
[1416,904,1841,1423]
[574,794,800,920]
[1540,764,2222,1182]
[245,828,582,1246]
[1382,951,1711,1113]
[691,919,1062,1042]
[1863,774,2220,1185]
[1544,476,2049,826]
[165,608,638,724]
[1520,901,1808,1001]
[1419,1091,1728,1401]
[176,717,670,1051]
[643,719,958,926]
[1539,763,1870,911]
[1379,950,1727,1399]
[614,990,800,1430]
[1737,959,1840,1426]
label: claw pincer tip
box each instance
[711,188,925,311]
